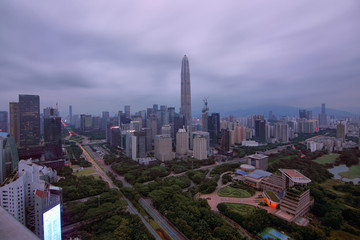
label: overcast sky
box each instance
[1,0,359,116]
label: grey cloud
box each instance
[0,0,359,115]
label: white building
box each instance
[0,159,61,240]
[193,135,207,160]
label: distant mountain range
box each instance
[213,105,357,118]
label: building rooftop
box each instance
[0,207,40,240]
[248,153,268,159]
[247,169,272,179]
[280,169,311,184]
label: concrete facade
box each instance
[154,135,173,161]
[193,135,207,160]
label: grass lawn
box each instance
[223,203,256,216]
[71,164,81,170]
[218,186,252,198]
[74,167,96,176]
[339,161,360,179]
[314,153,339,165]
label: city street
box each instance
[74,141,161,240]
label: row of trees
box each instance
[66,144,92,167]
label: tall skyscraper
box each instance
[9,102,20,145]
[208,113,220,146]
[44,108,62,161]
[124,105,131,120]
[336,121,346,142]
[201,98,209,132]
[69,105,72,122]
[319,103,327,126]
[18,95,40,147]
[0,111,8,132]
[180,55,191,126]
[255,119,266,143]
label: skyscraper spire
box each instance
[180,55,191,126]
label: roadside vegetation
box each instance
[133,175,242,240]
[66,143,92,167]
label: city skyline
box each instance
[1,1,360,115]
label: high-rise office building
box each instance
[190,131,210,153]
[17,95,40,147]
[110,126,120,147]
[208,113,220,146]
[80,114,92,132]
[176,128,189,156]
[154,135,173,161]
[168,107,175,124]
[201,98,209,132]
[255,119,266,143]
[180,55,191,127]
[0,134,19,185]
[161,125,171,137]
[299,109,312,120]
[132,131,146,160]
[9,102,20,145]
[124,105,131,120]
[336,121,346,142]
[234,125,247,144]
[219,128,230,151]
[69,105,72,122]
[43,108,62,161]
[319,103,327,126]
[281,124,289,143]
[193,135,207,160]
[0,111,8,132]
[148,114,158,142]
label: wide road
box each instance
[139,198,188,240]
[84,144,187,240]
[76,143,161,240]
